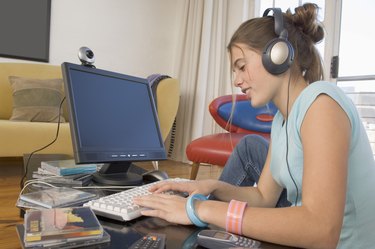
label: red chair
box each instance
[186,94,277,179]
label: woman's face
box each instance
[230,43,281,107]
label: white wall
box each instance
[0,0,183,78]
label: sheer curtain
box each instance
[168,0,255,162]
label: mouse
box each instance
[142,170,169,183]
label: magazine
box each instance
[19,187,97,209]
[41,159,98,176]
[24,207,104,247]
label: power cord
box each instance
[19,97,66,190]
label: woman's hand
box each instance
[133,193,192,225]
[148,179,220,197]
[132,180,222,225]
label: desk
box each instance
[15,215,294,249]
[99,216,295,249]
[15,158,295,249]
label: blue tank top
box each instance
[270,81,375,248]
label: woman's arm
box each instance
[197,94,350,248]
[149,141,284,208]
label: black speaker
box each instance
[262,8,294,75]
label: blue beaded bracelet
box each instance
[186,194,208,227]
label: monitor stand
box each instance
[92,162,143,186]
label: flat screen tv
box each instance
[62,62,167,186]
[0,0,51,62]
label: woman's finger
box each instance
[149,181,194,194]
[140,208,167,219]
[133,193,177,209]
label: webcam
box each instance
[78,47,95,68]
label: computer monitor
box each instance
[61,62,167,186]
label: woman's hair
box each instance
[227,3,324,83]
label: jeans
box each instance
[217,134,290,207]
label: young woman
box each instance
[134,3,375,248]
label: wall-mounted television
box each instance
[0,0,51,62]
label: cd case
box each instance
[40,159,98,176]
[19,187,97,209]
[32,172,93,187]
[16,224,110,249]
[23,206,105,247]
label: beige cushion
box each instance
[0,120,73,157]
[9,76,65,123]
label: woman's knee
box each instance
[237,134,269,155]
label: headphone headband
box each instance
[263,8,288,39]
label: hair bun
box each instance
[287,3,324,44]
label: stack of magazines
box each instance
[32,159,100,187]
[16,206,110,248]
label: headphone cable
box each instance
[19,97,66,190]
[285,73,299,206]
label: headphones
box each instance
[262,8,294,75]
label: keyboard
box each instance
[84,178,190,221]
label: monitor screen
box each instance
[62,62,166,185]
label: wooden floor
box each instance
[0,158,222,249]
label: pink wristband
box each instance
[226,200,247,235]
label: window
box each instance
[336,0,375,156]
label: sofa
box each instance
[0,63,73,158]
[0,63,180,160]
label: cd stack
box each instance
[16,206,110,248]
[17,187,97,210]
[31,159,99,187]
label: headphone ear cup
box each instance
[262,38,294,75]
